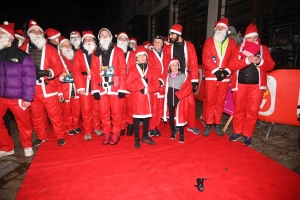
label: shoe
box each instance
[67,130,77,136]
[243,137,252,146]
[127,124,133,136]
[154,128,161,136]
[187,127,200,135]
[120,129,125,136]
[229,134,242,142]
[178,135,184,143]
[0,149,14,157]
[170,132,176,140]
[24,147,33,157]
[57,139,66,146]
[74,128,82,133]
[109,133,120,145]
[141,137,156,145]
[214,125,224,136]
[102,133,111,145]
[134,138,141,148]
[148,129,156,137]
[94,129,103,136]
[32,139,48,147]
[202,126,211,137]
[84,133,92,141]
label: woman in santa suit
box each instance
[229,23,275,146]
[126,46,160,148]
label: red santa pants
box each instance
[60,97,81,130]
[233,83,264,138]
[30,89,65,140]
[121,93,133,129]
[79,94,94,134]
[0,98,32,151]
[92,98,101,131]
[203,80,229,125]
[149,95,164,130]
[97,94,123,134]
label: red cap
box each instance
[168,58,180,69]
[214,18,229,30]
[45,28,61,40]
[70,30,81,38]
[15,29,25,40]
[58,36,69,46]
[169,24,183,35]
[82,30,96,42]
[245,23,258,38]
[27,20,43,34]
[135,46,148,57]
[129,37,137,43]
[0,21,15,39]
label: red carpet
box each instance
[16,120,300,200]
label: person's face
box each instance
[169,32,179,43]
[153,39,163,51]
[136,54,147,63]
[49,36,60,45]
[245,36,258,43]
[99,30,111,39]
[215,25,227,32]
[170,62,179,72]
[129,42,137,48]
[118,36,128,43]
[29,27,43,36]
[61,40,72,50]
[83,36,95,44]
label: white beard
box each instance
[18,40,24,47]
[61,48,74,60]
[99,37,112,50]
[70,37,81,49]
[83,42,96,55]
[29,33,46,50]
[214,30,227,42]
[0,34,10,50]
[117,41,128,53]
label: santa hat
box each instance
[98,28,112,39]
[135,46,148,57]
[0,21,15,39]
[117,32,128,39]
[70,30,81,38]
[15,29,25,40]
[81,30,96,42]
[45,28,61,40]
[153,35,163,42]
[245,23,258,38]
[169,24,183,35]
[58,36,69,47]
[168,58,180,69]
[214,18,230,31]
[27,20,43,34]
[129,37,137,43]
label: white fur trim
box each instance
[0,27,14,38]
[224,68,231,74]
[245,32,258,38]
[169,29,181,35]
[15,33,25,40]
[98,28,112,39]
[27,25,43,35]
[245,57,251,65]
[215,23,228,30]
[211,67,220,74]
[132,114,152,118]
[81,34,96,42]
[191,79,198,83]
[136,51,147,57]
[48,32,61,40]
[47,69,54,79]
[91,90,100,94]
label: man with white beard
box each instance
[0,21,36,158]
[129,37,137,51]
[72,31,102,141]
[58,36,81,136]
[19,20,66,147]
[202,18,236,136]
[91,28,127,145]
[70,30,82,51]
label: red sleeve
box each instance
[72,50,85,91]
[187,42,199,82]
[202,38,219,73]
[257,45,275,71]
[126,68,146,92]
[175,75,192,100]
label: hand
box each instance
[159,80,163,86]
[192,82,198,93]
[248,56,261,65]
[143,77,148,84]
[140,89,145,94]
[118,92,125,99]
[36,69,50,79]
[213,70,223,81]
[93,92,100,100]
[22,101,31,108]
[58,95,64,102]
[78,90,85,95]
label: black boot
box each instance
[170,132,176,140]
[120,129,125,136]
[127,124,133,136]
[195,178,205,192]
[134,138,141,148]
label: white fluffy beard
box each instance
[83,42,96,55]
[99,37,112,50]
[214,30,227,42]
[0,33,11,50]
[61,48,74,60]
[29,33,46,49]
[70,37,81,49]
[117,41,128,53]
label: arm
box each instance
[126,68,147,92]
[256,45,275,72]
[187,42,199,83]
[72,51,85,94]
[175,75,192,100]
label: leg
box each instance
[0,98,14,152]
[133,118,141,148]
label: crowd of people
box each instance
[0,17,275,157]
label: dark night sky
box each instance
[0,0,120,38]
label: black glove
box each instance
[93,92,100,100]
[159,80,163,86]
[140,89,145,94]
[192,82,198,93]
[213,70,223,81]
[36,69,50,80]
[221,70,229,77]
[118,92,125,99]
[143,77,148,84]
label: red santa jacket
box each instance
[148,49,168,98]
[91,46,127,96]
[126,62,160,118]
[20,42,63,98]
[202,37,236,82]
[163,73,192,126]
[230,45,275,91]
[164,40,199,83]
[58,54,79,102]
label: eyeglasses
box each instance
[61,44,72,48]
[99,34,110,38]
[30,30,43,35]
[83,38,95,42]
[118,37,128,42]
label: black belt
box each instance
[37,80,48,85]
[81,72,88,75]
[99,81,114,87]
